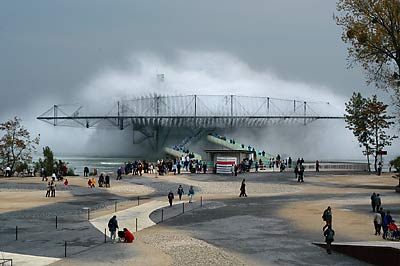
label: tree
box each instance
[345,93,397,172]
[0,117,40,175]
[336,0,400,91]
[345,93,373,171]
[42,146,55,176]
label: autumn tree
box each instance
[0,117,40,175]
[345,93,397,172]
[336,0,400,91]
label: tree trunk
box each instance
[366,153,371,172]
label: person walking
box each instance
[316,160,320,172]
[373,211,382,236]
[323,225,335,254]
[294,165,299,179]
[177,185,184,200]
[375,194,382,211]
[108,215,119,243]
[188,186,195,203]
[322,206,332,231]
[239,179,247,197]
[370,192,377,212]
[168,191,174,207]
[64,179,69,190]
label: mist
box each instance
[18,50,374,160]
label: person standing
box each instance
[108,215,119,243]
[202,162,207,174]
[168,191,174,207]
[294,165,299,179]
[373,211,382,236]
[64,179,69,190]
[5,165,11,177]
[45,182,51,197]
[177,185,184,200]
[105,175,110,188]
[323,225,335,254]
[83,166,89,177]
[50,181,56,197]
[298,164,305,182]
[322,206,332,231]
[239,179,247,197]
[316,160,320,172]
[370,192,377,212]
[188,186,195,203]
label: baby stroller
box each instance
[117,230,125,242]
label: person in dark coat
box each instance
[322,206,332,231]
[239,179,247,197]
[177,185,184,200]
[370,192,377,212]
[323,225,335,254]
[168,191,174,207]
[105,175,110,188]
[108,215,119,243]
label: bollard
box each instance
[56,216,58,229]
[104,228,107,243]
[161,209,164,222]
[64,241,67,257]
[135,218,138,232]
[182,202,185,214]
[201,196,203,207]
[114,202,117,212]
[137,196,139,206]
[15,226,18,241]
[87,208,90,221]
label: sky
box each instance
[0,0,397,159]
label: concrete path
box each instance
[0,251,59,266]
[90,200,169,234]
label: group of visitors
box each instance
[370,192,399,240]
[294,158,305,182]
[45,181,57,197]
[87,173,111,188]
[108,215,134,243]
[167,185,195,206]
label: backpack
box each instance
[325,229,334,241]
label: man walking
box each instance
[177,185,184,200]
[323,225,335,254]
[370,192,377,212]
[375,194,382,212]
[168,191,174,207]
[108,215,119,243]
[322,206,332,231]
[239,179,247,197]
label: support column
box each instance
[304,101,307,125]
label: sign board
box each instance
[376,150,387,155]
[216,157,237,174]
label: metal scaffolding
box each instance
[37,94,344,129]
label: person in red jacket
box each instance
[123,228,134,243]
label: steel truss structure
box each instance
[37,95,344,129]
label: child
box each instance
[64,179,69,189]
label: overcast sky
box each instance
[0,0,396,158]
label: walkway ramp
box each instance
[313,241,400,266]
[207,134,274,162]
[164,147,202,161]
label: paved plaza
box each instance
[0,170,399,265]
